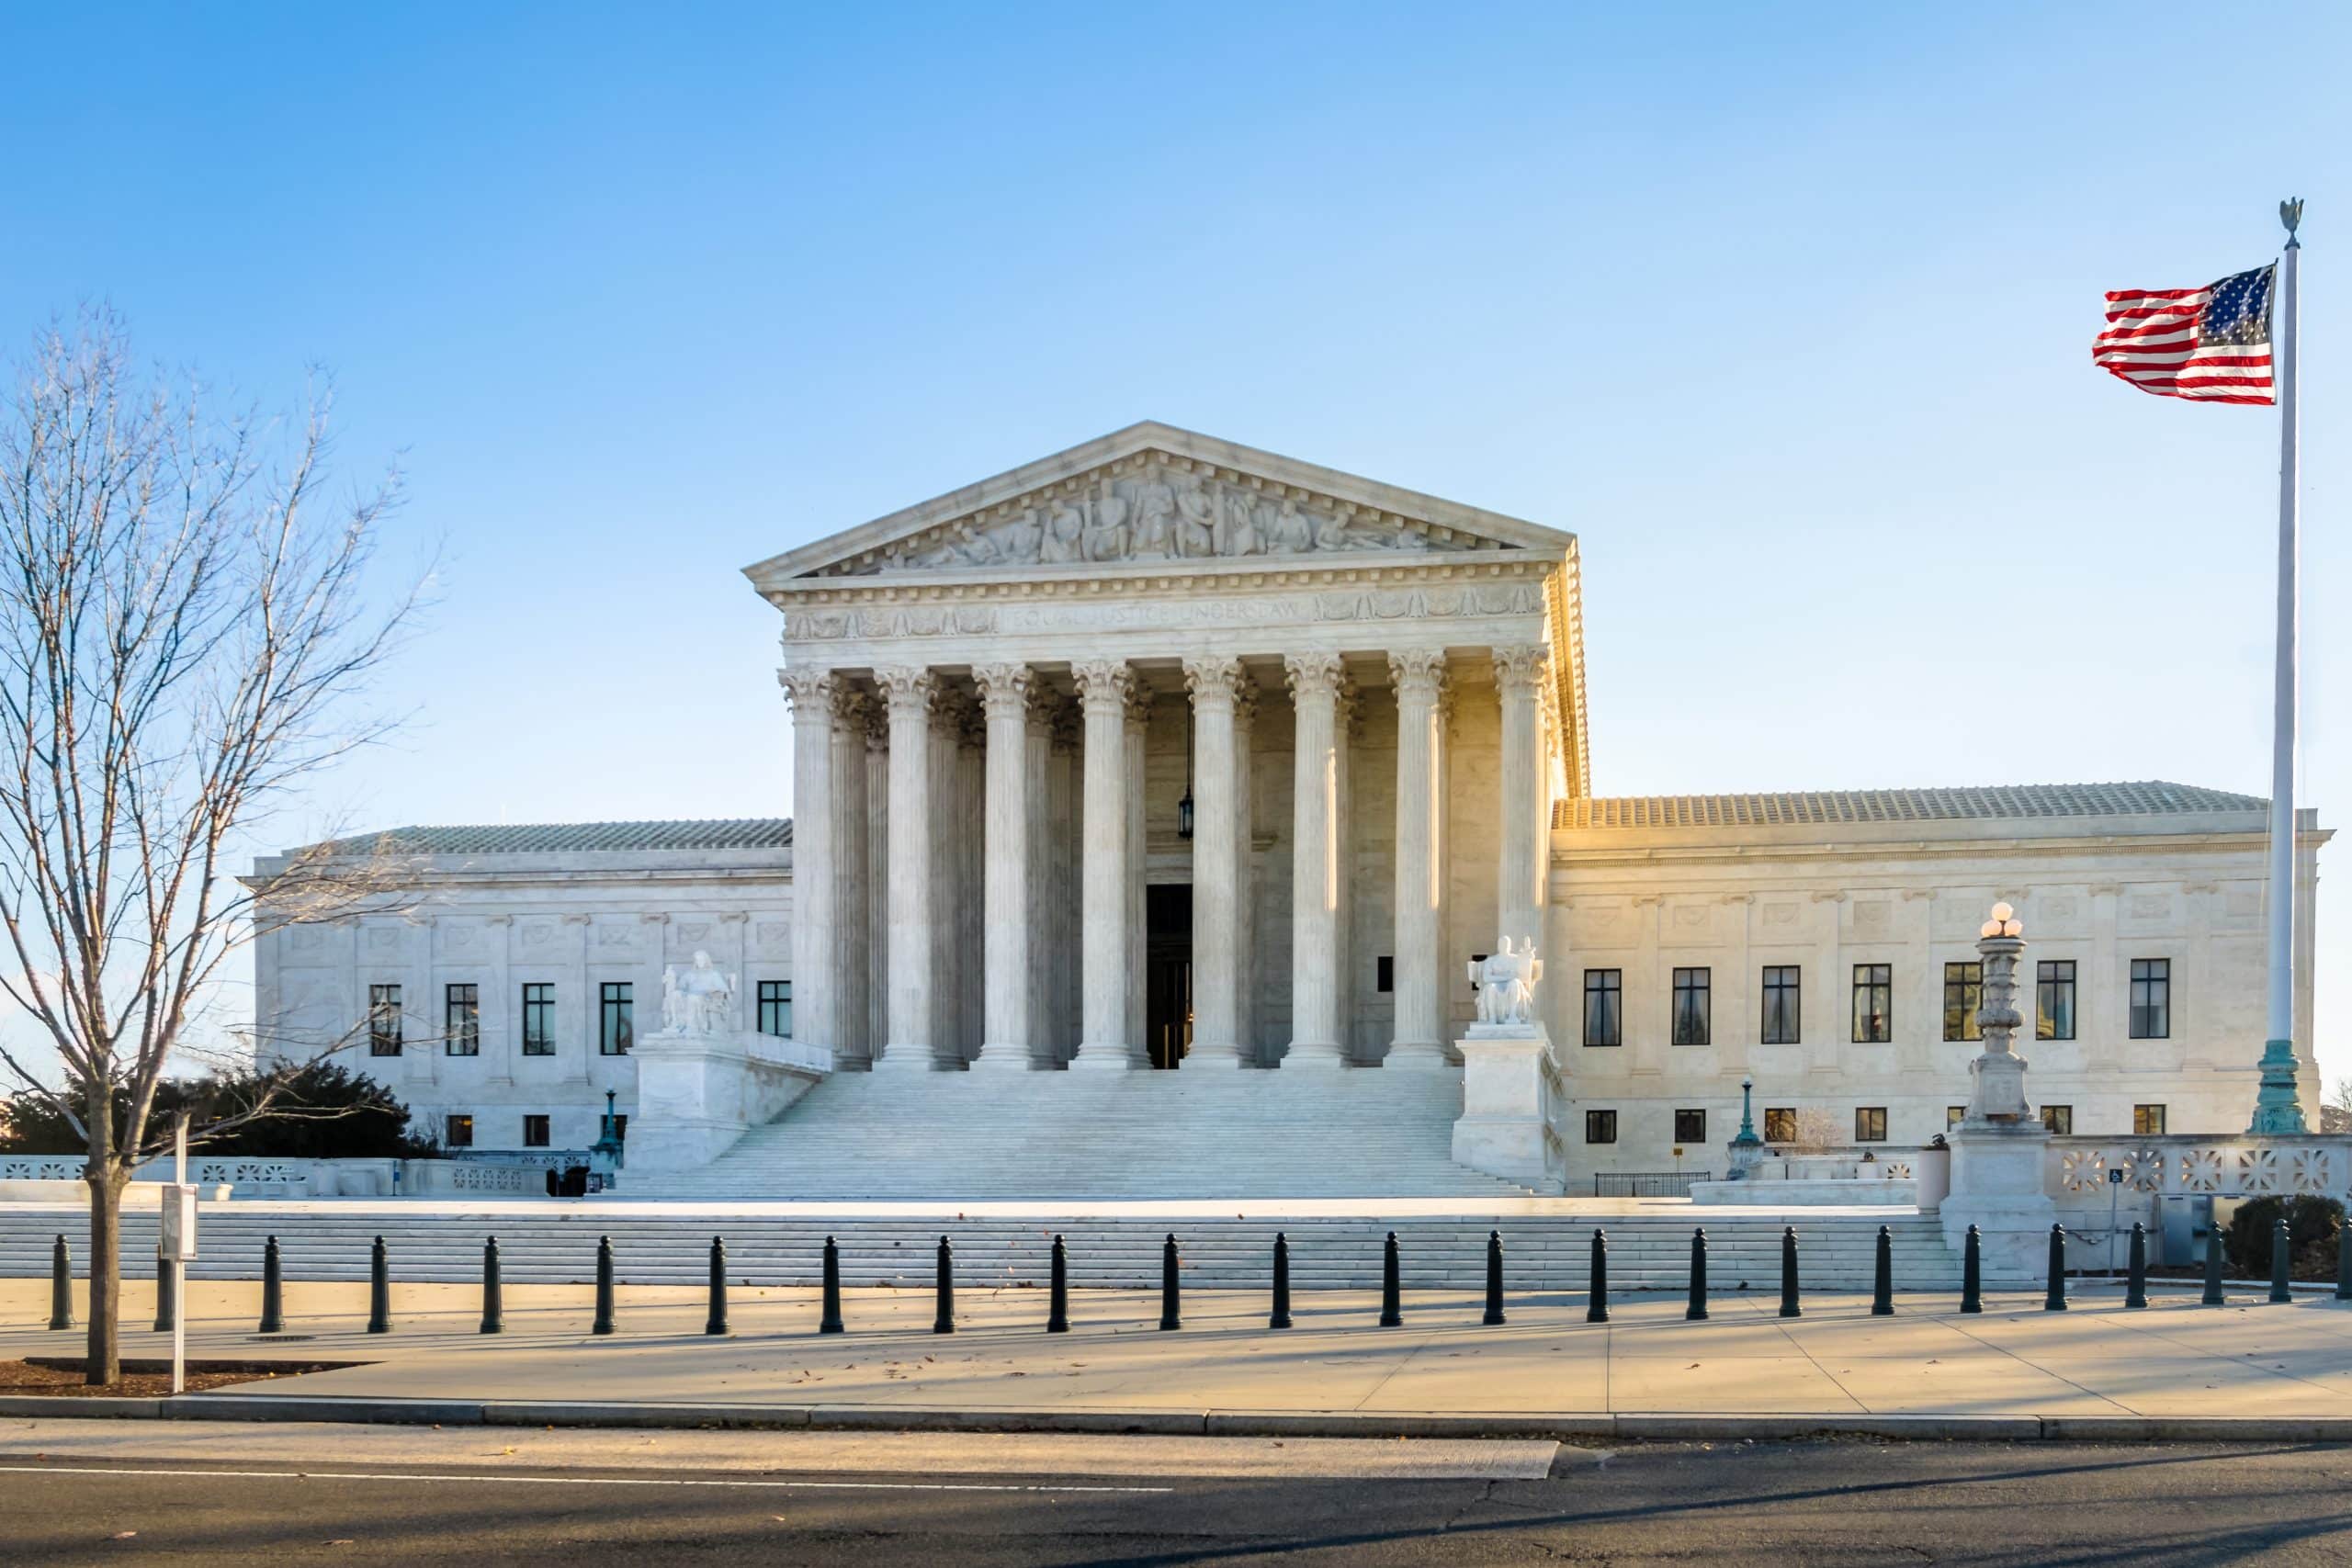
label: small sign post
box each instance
[159,1114,198,1395]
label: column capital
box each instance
[1492,644,1550,696]
[933,685,985,747]
[874,665,937,718]
[862,696,890,751]
[1123,681,1155,729]
[972,661,1034,719]
[1182,654,1246,711]
[1283,650,1347,700]
[1387,648,1449,703]
[779,666,836,716]
[830,685,874,733]
[1071,659,1134,716]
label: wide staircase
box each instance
[629,1065,1534,1201]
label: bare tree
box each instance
[2323,1077,2352,1136]
[0,313,424,1383]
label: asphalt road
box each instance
[4,1438,2349,1565]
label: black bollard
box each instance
[2339,1216,2352,1303]
[258,1235,285,1334]
[1586,1229,1610,1325]
[151,1247,175,1334]
[1046,1235,1069,1334]
[705,1236,730,1336]
[2044,1224,2067,1311]
[932,1235,956,1334]
[592,1235,616,1337]
[1871,1224,1894,1316]
[1379,1232,1403,1327]
[2125,1223,2148,1310]
[820,1235,845,1335]
[48,1235,71,1331]
[1960,1224,1983,1314]
[480,1237,504,1335]
[1159,1234,1183,1331]
[2269,1217,2293,1304]
[1778,1226,1801,1319]
[1686,1228,1709,1322]
[2202,1218,2225,1305]
[1483,1230,1507,1326]
[1269,1233,1293,1330]
[367,1235,391,1335]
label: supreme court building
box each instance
[253,423,2326,1192]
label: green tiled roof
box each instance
[1556,782,2265,830]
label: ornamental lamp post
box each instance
[1724,1076,1766,1180]
[1961,901,2030,1126]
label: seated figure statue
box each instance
[661,950,739,1033]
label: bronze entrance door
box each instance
[1145,884,1193,1069]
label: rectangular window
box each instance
[1942,962,1983,1042]
[2041,1104,2073,1134]
[1375,956,1394,993]
[445,984,480,1056]
[368,984,402,1057]
[523,1113,550,1148]
[1947,1105,1966,1130]
[1584,1109,1618,1145]
[1763,1107,1798,1144]
[1671,967,1712,1045]
[757,979,792,1038]
[1582,969,1622,1047]
[612,1113,628,1144]
[1674,1108,1707,1145]
[2129,959,2170,1039]
[521,982,556,1055]
[600,982,634,1056]
[1851,964,1892,1043]
[1854,1106,1888,1143]
[444,1113,473,1149]
[2133,1103,2167,1136]
[1760,965,1801,1044]
[2036,960,2077,1041]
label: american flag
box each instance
[2093,265,2277,405]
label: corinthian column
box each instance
[1071,660,1135,1070]
[875,666,936,1072]
[831,687,873,1066]
[1388,649,1448,1067]
[1493,645,1550,954]
[1183,655,1245,1065]
[972,662,1034,1071]
[1284,652,1346,1067]
[782,668,837,1056]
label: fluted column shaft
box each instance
[1284,653,1345,1066]
[876,667,935,1071]
[1072,660,1135,1070]
[1494,646,1549,954]
[972,663,1033,1070]
[1389,649,1448,1066]
[1183,657,1245,1064]
[783,669,837,1055]
[831,689,873,1065]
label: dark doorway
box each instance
[1146,884,1193,1069]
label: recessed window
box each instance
[1942,962,1983,1042]
[368,984,402,1057]
[523,1113,550,1148]
[445,984,480,1057]
[1674,1108,1707,1145]
[2036,960,2077,1041]
[1947,1105,1965,1129]
[521,982,557,1055]
[1763,1107,1797,1144]
[1582,969,1622,1047]
[444,1113,473,1149]
[600,982,634,1056]
[2041,1104,2073,1134]
[1854,1106,1888,1143]
[2129,959,2170,1039]
[1760,965,1801,1044]
[2133,1102,2167,1136]
[1671,967,1712,1046]
[1375,956,1394,993]
[757,980,792,1038]
[1584,1109,1618,1145]
[612,1113,628,1144]
[1851,964,1892,1043]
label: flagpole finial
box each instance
[2280,197,2303,248]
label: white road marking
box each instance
[0,1462,1173,1494]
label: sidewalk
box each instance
[6,1278,2351,1441]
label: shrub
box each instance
[2222,1194,2346,1280]
[0,1061,433,1160]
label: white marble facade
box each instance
[250,424,2329,1179]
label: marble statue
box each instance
[1173,479,1218,558]
[662,950,739,1033]
[1469,937,1544,1029]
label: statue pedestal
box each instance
[1451,1024,1561,1191]
[1940,1120,2055,1282]
[627,1028,833,1173]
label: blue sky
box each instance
[2,2,2344,1089]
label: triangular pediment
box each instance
[742,422,1574,586]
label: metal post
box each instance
[151,1246,175,1334]
[2270,1216,2294,1303]
[2126,1223,2148,1309]
[2203,1218,2226,1305]
[1686,1228,1709,1322]
[48,1235,71,1331]
[1960,1224,1982,1314]
[1586,1229,1610,1325]
[932,1235,955,1334]
[593,1236,616,1337]
[2044,1224,2067,1312]
[1379,1232,1403,1327]
[367,1235,391,1335]
[820,1235,844,1335]
[1269,1232,1293,1330]
[1483,1230,1506,1326]
[2337,1215,2352,1302]
[705,1236,729,1336]
[1871,1224,1894,1316]
[1046,1235,1069,1334]
[1778,1226,1800,1318]
[1159,1234,1182,1331]
[480,1237,504,1335]
[258,1235,284,1335]
[171,1112,188,1394]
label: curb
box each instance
[2,1393,2349,1444]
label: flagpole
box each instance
[2250,198,2307,1134]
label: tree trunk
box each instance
[83,1097,126,1387]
